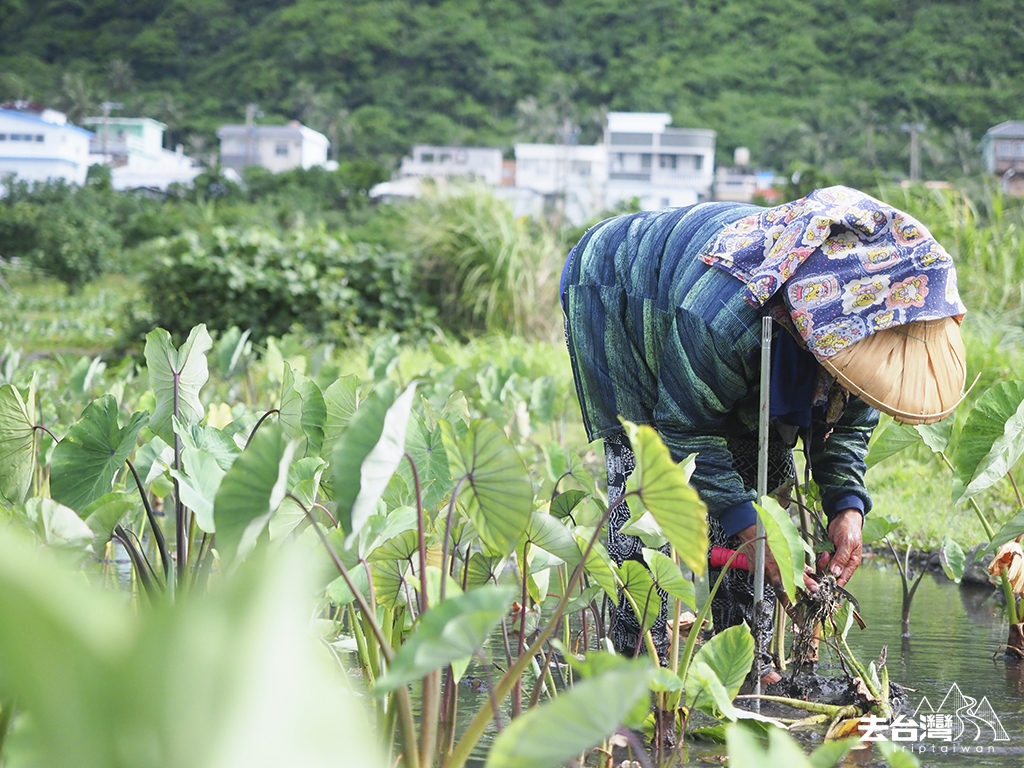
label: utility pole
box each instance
[901,122,925,182]
[100,100,123,162]
[245,103,261,168]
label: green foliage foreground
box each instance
[0,320,964,768]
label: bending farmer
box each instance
[560,185,966,677]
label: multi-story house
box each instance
[82,115,201,190]
[980,121,1024,194]
[604,112,715,211]
[217,120,330,174]
[513,142,607,225]
[0,103,92,185]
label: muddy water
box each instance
[834,561,1024,767]
[457,562,1024,767]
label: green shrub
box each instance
[137,224,433,341]
[0,180,119,292]
[402,185,562,338]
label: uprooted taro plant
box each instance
[0,323,920,768]
[865,379,1024,657]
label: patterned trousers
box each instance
[604,432,794,667]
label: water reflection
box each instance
[838,563,1024,767]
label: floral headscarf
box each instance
[700,186,966,359]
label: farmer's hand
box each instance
[734,523,819,604]
[816,509,863,587]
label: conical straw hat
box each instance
[817,316,967,425]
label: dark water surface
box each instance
[836,561,1024,767]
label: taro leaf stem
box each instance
[513,540,531,718]
[0,700,12,763]
[443,491,621,768]
[126,459,170,579]
[438,474,469,605]
[112,525,157,600]
[407,453,430,613]
[1000,575,1021,625]
[244,408,280,449]
[31,424,58,443]
[299,503,420,768]
[734,694,859,719]
[937,451,996,540]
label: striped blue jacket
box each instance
[561,203,877,537]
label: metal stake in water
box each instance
[752,315,772,707]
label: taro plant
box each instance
[0,524,386,768]
[0,321,917,767]
[0,324,745,767]
[866,379,1024,652]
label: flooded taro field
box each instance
[454,559,1024,767]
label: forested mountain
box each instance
[1,0,1021,181]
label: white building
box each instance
[0,105,93,185]
[513,143,607,225]
[980,120,1024,195]
[216,121,330,173]
[399,145,504,186]
[604,112,715,210]
[82,115,202,190]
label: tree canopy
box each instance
[1,0,1020,179]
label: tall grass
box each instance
[879,180,1024,318]
[402,184,563,339]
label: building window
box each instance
[659,155,677,170]
[640,153,652,169]
[0,134,6,141]
[275,143,289,156]
[421,152,435,163]
[35,134,44,142]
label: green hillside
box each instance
[1,0,1021,180]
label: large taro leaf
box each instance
[332,382,416,543]
[621,421,708,574]
[580,535,618,600]
[951,380,1024,506]
[399,410,450,514]
[865,418,923,468]
[170,444,228,534]
[0,382,36,504]
[24,497,95,552]
[213,423,298,566]
[82,491,139,555]
[525,510,581,565]
[373,584,515,694]
[270,457,327,540]
[279,363,325,456]
[0,527,385,768]
[643,547,697,609]
[686,624,753,706]
[50,395,148,514]
[321,375,361,458]
[441,419,532,558]
[145,325,212,445]
[617,559,659,637]
[484,659,653,768]
[755,497,805,605]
